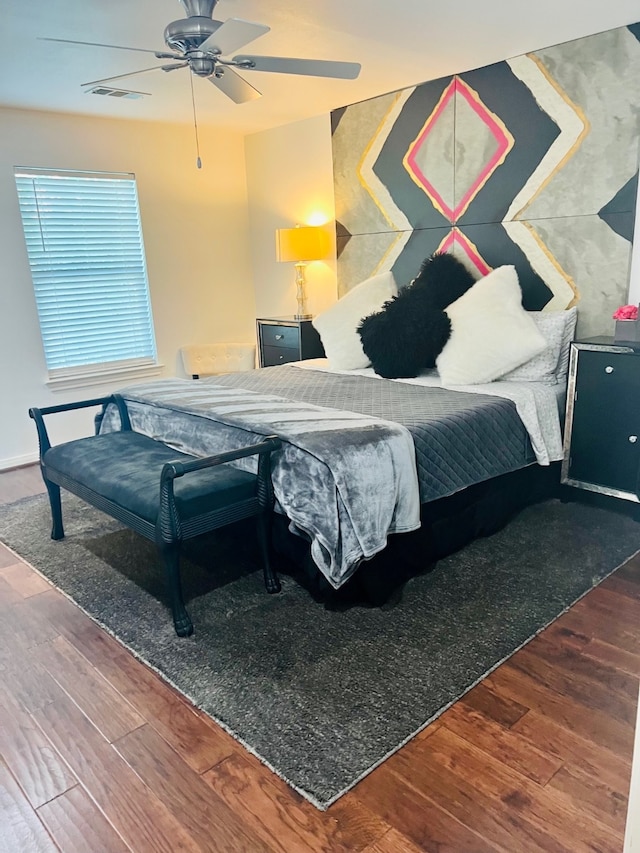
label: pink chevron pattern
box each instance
[438,228,492,277]
[404,77,514,222]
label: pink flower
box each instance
[613,304,638,320]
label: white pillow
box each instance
[436,265,547,386]
[502,310,569,384]
[502,306,577,384]
[555,305,578,382]
[312,271,397,370]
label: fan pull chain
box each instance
[189,71,202,169]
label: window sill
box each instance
[46,362,165,392]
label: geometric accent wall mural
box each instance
[332,23,640,337]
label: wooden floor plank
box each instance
[0,541,23,569]
[0,465,45,504]
[559,605,640,656]
[600,571,640,601]
[0,759,59,853]
[580,637,640,677]
[437,702,563,784]
[458,680,529,727]
[0,571,26,608]
[113,724,273,853]
[32,693,202,853]
[508,645,638,726]
[0,688,77,810]
[351,763,506,853]
[610,555,640,584]
[0,579,59,651]
[360,744,566,853]
[36,786,131,853]
[571,587,640,638]
[485,662,635,756]
[546,762,629,832]
[528,630,640,702]
[541,621,592,652]
[586,584,640,616]
[36,635,146,744]
[417,727,623,852]
[511,710,632,794]
[360,828,440,853]
[0,560,53,598]
[0,615,68,715]
[203,750,388,853]
[29,589,241,775]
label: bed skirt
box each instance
[272,462,562,606]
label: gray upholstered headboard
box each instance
[331,22,640,339]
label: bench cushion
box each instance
[44,431,258,525]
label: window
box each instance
[15,167,158,387]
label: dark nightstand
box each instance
[256,317,325,368]
[561,336,640,503]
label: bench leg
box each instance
[256,511,280,594]
[157,541,193,637]
[43,476,65,541]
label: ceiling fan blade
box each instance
[199,19,270,56]
[208,66,261,104]
[161,62,189,72]
[39,36,162,55]
[232,55,361,79]
[81,65,171,88]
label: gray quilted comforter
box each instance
[105,366,537,587]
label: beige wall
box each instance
[245,113,338,321]
[0,107,255,468]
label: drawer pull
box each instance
[275,334,284,341]
[629,435,638,443]
[605,366,614,374]
[278,354,284,360]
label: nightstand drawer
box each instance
[260,324,299,349]
[256,317,324,368]
[262,345,300,367]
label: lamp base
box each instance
[294,312,312,320]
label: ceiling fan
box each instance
[41,0,362,104]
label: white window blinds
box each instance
[15,168,157,374]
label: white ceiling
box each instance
[2,0,639,135]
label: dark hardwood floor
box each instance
[0,464,638,852]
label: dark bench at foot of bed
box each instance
[29,394,282,637]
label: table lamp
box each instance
[275,225,331,319]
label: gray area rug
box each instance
[1,493,639,809]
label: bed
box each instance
[101,277,575,602]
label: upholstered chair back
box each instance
[179,343,256,378]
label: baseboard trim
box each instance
[1,452,39,472]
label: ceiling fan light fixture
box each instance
[190,56,216,76]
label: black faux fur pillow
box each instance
[358,305,451,378]
[357,252,476,379]
[411,252,476,308]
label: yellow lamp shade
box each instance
[275,226,331,263]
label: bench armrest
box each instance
[161,435,282,480]
[158,435,282,540]
[160,435,281,505]
[29,394,132,457]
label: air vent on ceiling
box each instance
[86,87,149,99]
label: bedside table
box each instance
[256,317,325,368]
[561,336,640,502]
